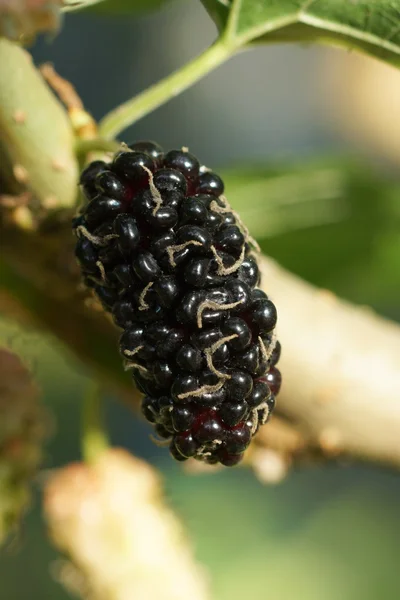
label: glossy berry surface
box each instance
[94,171,129,201]
[113,151,155,185]
[164,150,200,180]
[113,214,140,254]
[197,171,224,196]
[80,160,107,199]
[264,367,282,396]
[73,141,282,466]
[128,140,164,163]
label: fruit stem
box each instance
[99,39,234,140]
[81,381,109,463]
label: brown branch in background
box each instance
[44,448,210,600]
[40,63,97,140]
[40,63,84,110]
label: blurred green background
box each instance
[1,1,400,598]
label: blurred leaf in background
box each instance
[169,472,400,600]
[223,160,400,317]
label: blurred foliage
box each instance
[169,472,400,600]
[0,0,62,41]
[223,160,400,318]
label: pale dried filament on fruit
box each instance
[250,410,260,436]
[138,282,154,311]
[121,345,144,358]
[166,241,202,267]
[95,260,107,283]
[210,244,245,276]
[258,332,277,364]
[76,225,118,247]
[123,361,149,376]
[257,402,270,426]
[210,197,260,252]
[204,334,238,380]
[196,299,243,329]
[177,379,225,401]
[196,440,222,460]
[141,165,163,215]
[196,448,212,458]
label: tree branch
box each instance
[260,255,400,468]
[44,448,210,600]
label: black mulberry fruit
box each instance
[73,142,282,466]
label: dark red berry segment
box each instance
[174,431,198,457]
[171,404,196,432]
[264,367,282,396]
[218,450,244,467]
[224,423,251,454]
[219,401,248,427]
[73,142,281,466]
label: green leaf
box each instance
[63,0,171,13]
[202,0,400,66]
[201,0,229,31]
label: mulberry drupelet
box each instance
[73,141,282,466]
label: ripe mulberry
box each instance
[73,142,282,466]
